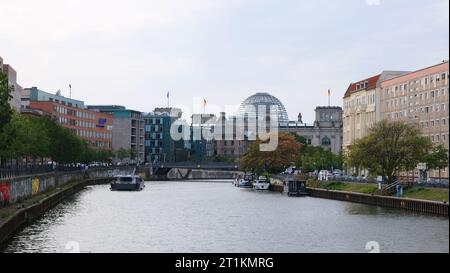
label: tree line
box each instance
[240,121,448,183]
[0,71,132,167]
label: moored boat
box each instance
[238,172,254,188]
[253,176,270,190]
[110,175,145,191]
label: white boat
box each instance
[253,176,270,190]
[238,173,254,188]
[110,175,145,191]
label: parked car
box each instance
[318,170,332,181]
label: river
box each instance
[2,180,449,253]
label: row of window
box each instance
[387,102,448,119]
[384,72,449,97]
[344,94,376,109]
[77,129,112,140]
[144,125,163,132]
[430,134,448,144]
[145,140,163,147]
[144,118,165,125]
[48,97,81,108]
[385,88,448,108]
[54,105,97,119]
[421,118,449,128]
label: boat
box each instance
[253,176,270,190]
[238,172,254,188]
[110,175,145,191]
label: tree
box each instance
[346,120,432,184]
[128,148,137,161]
[425,145,449,182]
[240,132,303,173]
[116,148,129,161]
[289,133,307,152]
[0,71,13,133]
[0,71,14,166]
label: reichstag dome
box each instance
[238,92,289,124]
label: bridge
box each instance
[146,162,240,171]
[140,162,241,180]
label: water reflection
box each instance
[2,181,449,253]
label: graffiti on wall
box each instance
[32,178,40,195]
[0,181,10,207]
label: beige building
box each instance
[0,56,22,112]
[343,71,409,152]
[380,61,449,180]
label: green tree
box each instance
[425,145,449,183]
[0,71,14,166]
[128,148,137,161]
[0,71,13,133]
[116,148,129,161]
[347,120,432,184]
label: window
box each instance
[321,136,331,146]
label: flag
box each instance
[167,91,170,99]
[69,84,72,89]
[327,89,331,96]
[203,99,207,106]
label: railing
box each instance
[148,162,240,170]
[0,164,116,180]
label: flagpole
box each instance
[328,89,331,107]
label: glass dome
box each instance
[238,92,289,124]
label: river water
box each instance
[2,180,449,253]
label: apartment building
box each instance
[380,61,449,179]
[343,71,409,152]
[88,105,145,163]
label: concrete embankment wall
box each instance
[0,167,133,208]
[308,188,448,217]
[0,177,112,247]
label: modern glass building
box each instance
[143,112,174,163]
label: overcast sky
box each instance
[1,0,448,122]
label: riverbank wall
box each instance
[0,176,115,247]
[307,188,448,216]
[0,167,133,208]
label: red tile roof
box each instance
[344,74,381,98]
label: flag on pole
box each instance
[327,89,331,107]
[166,91,170,107]
[69,84,72,89]
[203,99,207,106]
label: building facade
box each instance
[213,113,250,161]
[343,71,410,152]
[380,61,449,179]
[87,105,145,163]
[0,56,22,111]
[280,107,344,154]
[29,100,113,150]
[188,114,216,161]
[143,108,182,163]
[22,87,84,109]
